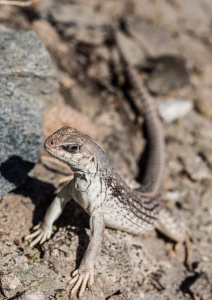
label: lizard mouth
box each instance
[44,145,78,169]
[44,146,61,160]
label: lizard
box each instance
[25,27,187,299]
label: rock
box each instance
[42,226,164,299]
[50,2,109,27]
[114,30,145,66]
[187,273,212,300]
[43,101,109,143]
[87,46,111,86]
[1,273,22,298]
[0,240,28,272]
[54,289,69,300]
[0,6,30,30]
[132,0,211,46]
[87,60,110,86]
[0,26,58,200]
[48,1,109,44]
[92,46,110,62]
[177,33,212,74]
[179,146,212,182]
[108,289,134,300]
[0,226,68,299]
[20,290,45,300]
[146,56,189,95]
[164,191,180,202]
[126,17,178,59]
[201,148,212,170]
[64,85,103,120]
[158,98,193,123]
[32,20,78,78]
[195,91,212,120]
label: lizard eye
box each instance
[62,144,80,153]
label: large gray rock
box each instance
[0,26,58,200]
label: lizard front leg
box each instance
[25,182,72,247]
[69,208,105,299]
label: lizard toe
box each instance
[29,233,43,247]
[25,229,41,241]
[25,223,52,247]
[69,268,93,298]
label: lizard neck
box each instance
[73,161,107,214]
[72,156,108,176]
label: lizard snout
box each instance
[44,135,56,150]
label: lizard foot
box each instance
[24,223,52,247]
[68,268,94,299]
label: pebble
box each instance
[164,191,180,202]
[158,98,193,123]
[54,289,69,300]
[20,290,45,300]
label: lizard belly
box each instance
[104,207,154,235]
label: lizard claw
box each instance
[24,223,52,247]
[68,268,94,299]
[32,223,41,230]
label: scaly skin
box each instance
[25,28,187,299]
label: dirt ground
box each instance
[1,1,212,299]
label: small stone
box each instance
[20,290,45,300]
[54,289,69,300]
[195,93,212,120]
[164,191,180,202]
[158,98,193,123]
[179,146,212,181]
[52,248,60,256]
[108,288,134,300]
[139,291,145,299]
[30,280,40,287]
[93,47,110,62]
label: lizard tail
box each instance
[113,28,165,194]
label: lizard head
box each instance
[44,126,109,172]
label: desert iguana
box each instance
[25,28,187,299]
